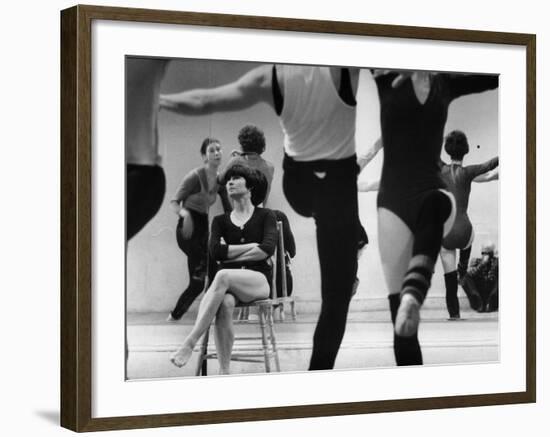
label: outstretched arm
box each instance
[468,156,499,181]
[357,138,383,172]
[447,73,499,100]
[473,168,499,183]
[159,65,274,115]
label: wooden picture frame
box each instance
[61,4,536,432]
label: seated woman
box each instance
[461,242,499,313]
[170,165,278,374]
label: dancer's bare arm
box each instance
[473,168,499,183]
[358,138,383,172]
[159,65,274,115]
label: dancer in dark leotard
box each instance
[439,130,499,319]
[373,70,498,365]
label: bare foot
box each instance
[170,345,193,368]
[395,294,421,337]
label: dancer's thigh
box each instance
[440,247,457,273]
[217,269,270,303]
[377,207,414,293]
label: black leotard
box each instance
[375,72,498,231]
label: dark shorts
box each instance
[127,164,166,240]
[378,188,455,236]
[442,214,473,250]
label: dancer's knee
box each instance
[216,293,235,317]
[212,269,231,291]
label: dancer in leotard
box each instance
[126,57,169,240]
[160,64,365,370]
[373,70,498,365]
[125,57,169,368]
[439,130,499,319]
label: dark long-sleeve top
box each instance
[441,157,499,216]
[209,208,278,275]
[172,167,231,215]
[375,73,499,199]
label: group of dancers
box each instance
[126,57,499,373]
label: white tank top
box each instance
[279,65,356,161]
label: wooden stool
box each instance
[194,299,280,376]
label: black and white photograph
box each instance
[125,57,500,380]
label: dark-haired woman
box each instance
[373,70,498,366]
[439,130,499,319]
[170,165,278,373]
[167,138,231,321]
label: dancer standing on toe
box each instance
[373,70,498,366]
[170,165,277,373]
[438,130,499,320]
[167,138,231,321]
[161,64,365,370]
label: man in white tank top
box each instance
[160,64,364,370]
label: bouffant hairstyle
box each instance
[444,130,469,161]
[200,137,221,155]
[223,165,268,206]
[238,125,266,154]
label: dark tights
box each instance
[170,211,209,320]
[392,191,452,366]
[126,165,166,240]
[401,191,453,304]
[389,294,422,365]
[283,154,359,370]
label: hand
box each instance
[179,209,194,239]
[372,69,413,88]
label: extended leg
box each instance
[396,191,452,337]
[440,248,460,319]
[378,207,421,366]
[171,269,269,368]
[308,167,359,370]
[457,246,472,282]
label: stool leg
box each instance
[278,304,285,322]
[194,326,210,376]
[258,307,272,373]
[291,301,297,321]
[267,308,281,372]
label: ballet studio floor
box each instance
[126,295,499,380]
